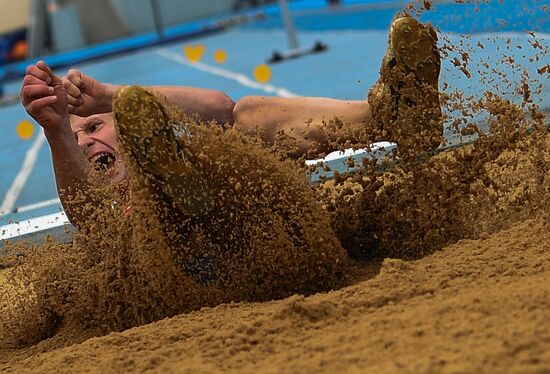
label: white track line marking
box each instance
[0,130,46,215]
[5,198,61,215]
[154,49,299,98]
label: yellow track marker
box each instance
[253,64,271,83]
[213,49,227,64]
[16,120,34,140]
[183,44,206,63]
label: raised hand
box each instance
[63,69,114,116]
[20,61,69,133]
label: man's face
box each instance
[70,113,128,183]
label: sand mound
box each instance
[1,113,548,372]
[1,214,548,373]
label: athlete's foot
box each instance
[112,86,214,217]
[112,86,192,177]
[368,16,443,157]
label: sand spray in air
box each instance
[1,90,348,347]
[1,0,549,350]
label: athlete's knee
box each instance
[233,96,267,134]
[234,96,261,119]
[205,91,236,125]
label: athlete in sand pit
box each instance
[21,16,442,228]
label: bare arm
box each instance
[21,62,93,228]
[63,69,235,124]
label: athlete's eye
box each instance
[88,122,102,133]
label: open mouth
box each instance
[90,152,116,172]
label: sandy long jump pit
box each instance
[1,0,550,372]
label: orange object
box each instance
[11,40,27,60]
[16,120,34,140]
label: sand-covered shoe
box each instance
[112,86,193,177]
[368,16,443,157]
[112,86,213,217]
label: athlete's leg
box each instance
[233,16,443,159]
[234,96,373,157]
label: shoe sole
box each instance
[391,17,440,85]
[113,86,192,177]
[368,16,443,155]
[113,86,214,217]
